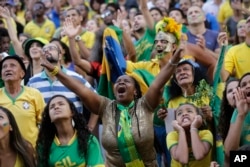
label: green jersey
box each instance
[49,134,104,167]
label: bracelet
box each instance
[168,59,179,66]
[190,127,198,132]
[50,66,60,76]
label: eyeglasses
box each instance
[101,10,115,19]
[42,46,58,53]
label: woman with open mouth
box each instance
[224,72,250,167]
[39,37,184,166]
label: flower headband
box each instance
[155,17,182,45]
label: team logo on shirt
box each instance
[46,27,50,33]
[23,102,30,110]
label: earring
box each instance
[72,119,75,127]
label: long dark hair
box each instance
[218,78,239,142]
[36,95,91,167]
[0,106,36,167]
[169,60,208,100]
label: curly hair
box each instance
[218,78,239,142]
[36,95,91,167]
[168,60,209,100]
[0,106,36,167]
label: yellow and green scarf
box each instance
[117,101,144,167]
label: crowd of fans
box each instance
[0,0,250,166]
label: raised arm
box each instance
[40,53,102,115]
[112,10,136,61]
[0,7,25,59]
[146,43,184,109]
[63,19,93,74]
[185,43,216,83]
[138,0,154,30]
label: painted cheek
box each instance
[2,122,10,132]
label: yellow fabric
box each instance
[168,96,210,109]
[24,19,56,41]
[217,1,233,24]
[14,154,24,167]
[2,18,17,30]
[61,30,95,49]
[167,130,213,167]
[16,10,26,26]
[0,86,45,147]
[224,43,250,79]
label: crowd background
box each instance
[0,0,250,166]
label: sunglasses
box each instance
[101,10,115,19]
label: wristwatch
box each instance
[75,35,81,41]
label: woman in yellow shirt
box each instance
[0,106,36,167]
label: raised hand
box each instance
[217,32,228,47]
[0,6,11,19]
[40,50,55,72]
[172,120,184,132]
[200,105,213,121]
[157,108,168,120]
[171,37,186,63]
[191,115,203,129]
[112,9,126,29]
[235,87,249,117]
[63,18,82,39]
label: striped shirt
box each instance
[27,67,95,113]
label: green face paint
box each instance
[2,122,9,127]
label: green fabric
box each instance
[0,78,4,88]
[135,27,156,61]
[231,110,250,145]
[117,101,144,166]
[8,43,16,55]
[181,24,188,33]
[109,25,123,44]
[47,135,104,167]
[210,45,229,167]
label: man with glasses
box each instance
[27,42,99,131]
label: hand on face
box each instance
[235,87,249,117]
[191,115,203,129]
[172,120,184,132]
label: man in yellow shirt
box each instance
[61,7,95,59]
[222,16,250,81]
[0,55,45,147]
[24,1,55,41]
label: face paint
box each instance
[154,31,176,59]
[2,122,10,132]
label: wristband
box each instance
[50,66,60,76]
[190,127,198,132]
